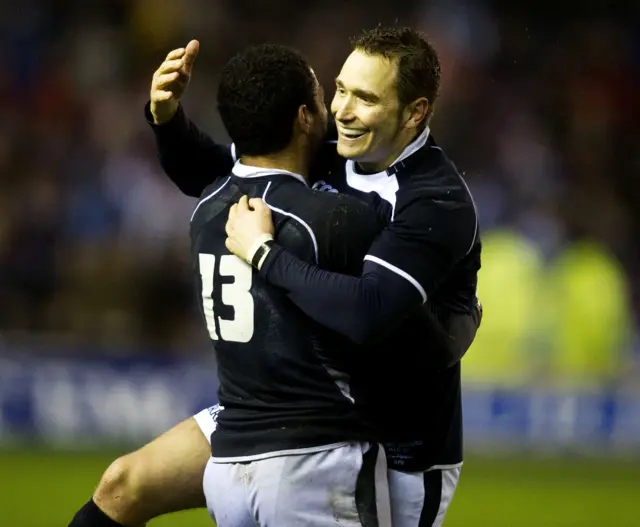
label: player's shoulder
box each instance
[275,179,377,231]
[396,136,474,211]
[392,136,478,244]
[265,176,380,268]
[199,172,234,199]
[190,172,238,228]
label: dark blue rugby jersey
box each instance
[310,128,481,470]
[190,163,382,461]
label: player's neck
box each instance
[241,149,310,183]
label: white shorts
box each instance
[193,406,459,526]
[193,405,220,444]
[203,442,391,527]
[388,466,461,527]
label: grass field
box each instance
[1,448,637,526]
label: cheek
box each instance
[367,119,400,151]
[360,109,390,136]
[352,106,375,129]
[330,95,340,117]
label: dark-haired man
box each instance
[69,43,391,527]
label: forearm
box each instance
[260,245,420,345]
[145,103,234,197]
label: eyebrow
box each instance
[335,78,380,102]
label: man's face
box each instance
[331,50,406,172]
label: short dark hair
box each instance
[352,26,441,120]
[217,44,318,156]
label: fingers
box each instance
[183,40,200,73]
[237,195,250,212]
[227,195,268,227]
[154,72,181,89]
[165,48,185,61]
[228,202,238,220]
[249,198,272,221]
[157,59,184,75]
[158,41,197,78]
[152,91,174,102]
[225,203,238,236]
[248,197,267,212]
[224,238,235,254]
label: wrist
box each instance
[149,100,179,125]
[246,233,275,270]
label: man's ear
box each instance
[403,97,429,129]
[298,104,313,134]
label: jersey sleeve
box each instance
[260,245,419,345]
[145,102,235,197]
[259,191,478,348]
[365,190,478,303]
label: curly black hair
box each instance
[217,44,319,156]
[352,26,441,120]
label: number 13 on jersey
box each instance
[199,253,254,343]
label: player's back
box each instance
[190,164,382,460]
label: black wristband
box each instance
[251,240,274,269]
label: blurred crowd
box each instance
[0,1,638,383]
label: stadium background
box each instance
[1,1,639,525]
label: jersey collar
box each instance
[232,161,308,186]
[345,125,431,179]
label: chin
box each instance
[336,141,364,160]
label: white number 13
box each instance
[199,253,254,343]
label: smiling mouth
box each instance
[337,126,367,140]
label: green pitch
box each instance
[1,448,637,526]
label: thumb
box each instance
[237,195,250,211]
[183,40,200,74]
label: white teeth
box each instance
[338,127,366,138]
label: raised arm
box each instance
[146,40,235,197]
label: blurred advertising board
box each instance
[0,355,638,453]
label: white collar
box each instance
[346,125,431,178]
[232,161,308,186]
